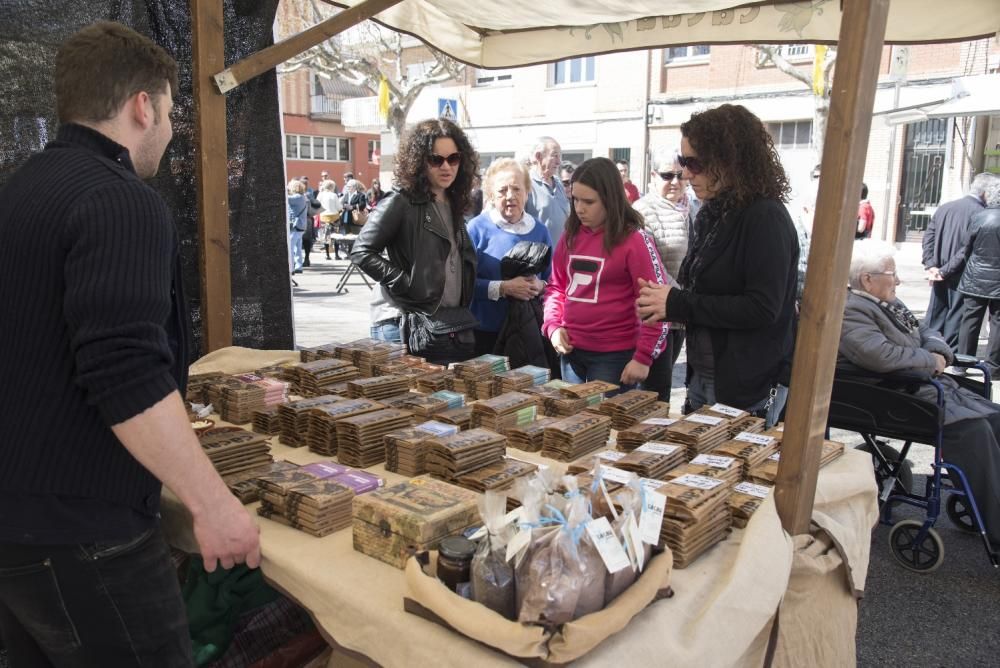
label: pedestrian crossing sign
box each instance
[438,98,457,121]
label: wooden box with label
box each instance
[352,476,481,568]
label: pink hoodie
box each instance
[543,226,669,366]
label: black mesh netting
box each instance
[0,0,293,358]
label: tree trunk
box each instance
[813,95,830,163]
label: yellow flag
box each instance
[377,76,390,120]
[812,45,828,95]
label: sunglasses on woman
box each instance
[427,152,462,168]
[658,171,687,182]
[677,155,705,176]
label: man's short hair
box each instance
[344,172,355,179]
[861,182,869,200]
[55,22,178,125]
[529,137,559,163]
[849,240,895,289]
[615,160,629,169]
[984,178,1000,209]
[970,172,998,199]
[560,161,576,174]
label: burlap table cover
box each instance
[160,347,876,668]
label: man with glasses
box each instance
[559,161,576,195]
[633,149,691,401]
[524,136,570,245]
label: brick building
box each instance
[275,1,380,191]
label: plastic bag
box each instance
[605,481,649,605]
[471,491,516,619]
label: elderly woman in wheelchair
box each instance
[837,241,1000,567]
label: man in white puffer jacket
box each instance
[633,148,691,401]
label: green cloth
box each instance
[182,556,280,666]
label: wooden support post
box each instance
[774,0,890,534]
[191,0,233,351]
[213,0,404,93]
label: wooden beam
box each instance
[213,0,404,93]
[191,0,233,351]
[774,0,890,534]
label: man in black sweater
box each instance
[922,173,993,351]
[0,22,259,666]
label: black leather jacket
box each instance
[958,208,1000,299]
[350,190,476,315]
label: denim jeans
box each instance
[289,229,304,271]
[0,526,194,667]
[370,319,402,344]
[687,365,789,428]
[560,348,635,397]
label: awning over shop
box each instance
[326,0,1000,68]
[878,73,1000,125]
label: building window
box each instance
[475,68,514,86]
[368,140,380,163]
[550,57,595,86]
[610,148,631,165]
[478,152,516,171]
[756,44,814,65]
[766,120,813,149]
[285,133,351,161]
[664,45,711,64]
[405,61,434,81]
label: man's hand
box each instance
[636,278,670,323]
[550,327,573,355]
[621,360,650,385]
[931,352,948,376]
[925,267,943,282]
[502,276,542,301]
[193,495,261,572]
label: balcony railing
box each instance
[310,94,343,119]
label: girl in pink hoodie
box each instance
[543,158,669,391]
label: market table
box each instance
[162,348,878,667]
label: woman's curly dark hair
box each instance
[681,104,791,209]
[394,118,479,218]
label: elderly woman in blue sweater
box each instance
[467,158,553,355]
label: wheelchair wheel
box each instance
[945,495,979,534]
[888,520,945,572]
[857,442,913,494]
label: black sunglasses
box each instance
[677,155,705,176]
[427,152,462,168]
[657,171,686,182]
[561,179,571,187]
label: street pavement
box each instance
[290,241,1000,665]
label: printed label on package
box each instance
[671,473,724,491]
[637,442,682,456]
[709,403,744,417]
[586,516,631,573]
[685,414,724,426]
[734,482,772,499]
[691,454,737,469]
[734,432,775,446]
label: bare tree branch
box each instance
[755,45,812,89]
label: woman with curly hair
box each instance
[543,158,669,392]
[636,104,799,425]
[350,118,479,364]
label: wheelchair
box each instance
[828,355,999,572]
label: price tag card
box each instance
[691,453,737,469]
[639,490,667,544]
[685,414,724,426]
[586,517,631,573]
[734,431,775,446]
[709,403,744,417]
[734,482,771,499]
[641,417,677,426]
[640,477,668,492]
[506,527,532,565]
[671,473,724,491]
[637,442,682,456]
[417,421,460,437]
[596,450,626,462]
[600,465,635,485]
[768,452,782,462]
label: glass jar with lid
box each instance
[437,535,476,594]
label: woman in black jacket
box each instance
[350,118,480,365]
[957,178,1000,371]
[637,104,799,425]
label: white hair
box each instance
[983,177,1000,208]
[970,172,998,199]
[849,240,895,289]
[649,146,682,172]
[528,136,559,164]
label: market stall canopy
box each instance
[327,0,1000,67]
[877,73,1000,126]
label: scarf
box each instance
[677,193,735,291]
[850,288,920,334]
